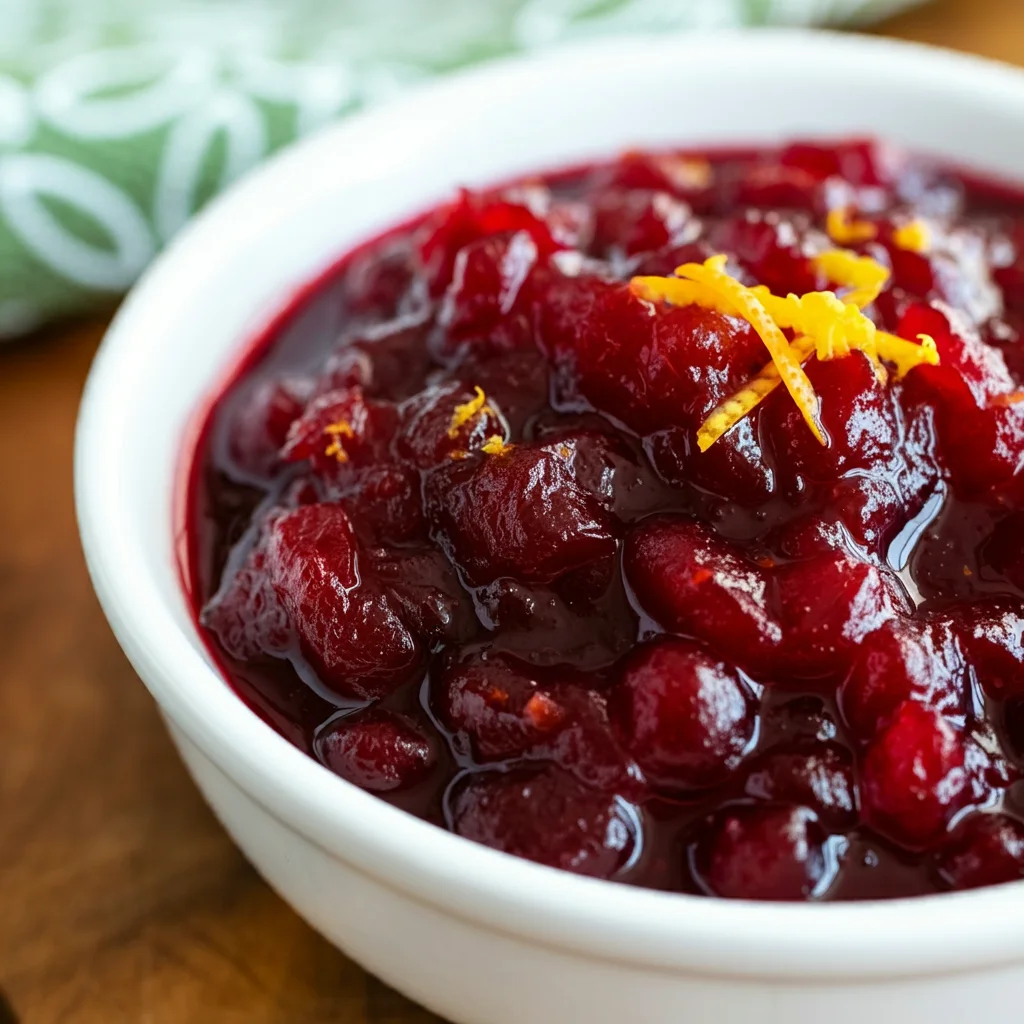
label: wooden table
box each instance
[1,1,1021,1020]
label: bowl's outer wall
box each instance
[77,30,1024,1023]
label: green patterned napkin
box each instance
[0,0,925,337]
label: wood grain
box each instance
[0,2,1021,1020]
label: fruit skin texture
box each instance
[315,710,435,792]
[934,812,1024,890]
[610,639,755,792]
[860,701,968,851]
[436,651,639,795]
[448,765,639,878]
[623,516,908,680]
[693,804,828,901]
[425,438,618,585]
[204,503,422,699]
[839,618,966,741]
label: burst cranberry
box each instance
[448,766,639,878]
[367,547,476,645]
[341,463,425,545]
[861,701,968,850]
[934,813,1024,890]
[611,640,754,792]
[435,231,539,357]
[212,504,422,699]
[315,711,435,792]
[840,618,966,740]
[425,438,617,585]
[588,188,693,258]
[281,386,398,478]
[694,804,828,901]
[744,743,857,828]
[437,652,636,793]
[418,190,559,294]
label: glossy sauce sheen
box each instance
[185,141,1024,901]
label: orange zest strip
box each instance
[893,219,930,253]
[448,386,490,438]
[827,207,877,245]
[674,256,826,446]
[697,335,817,452]
[481,435,512,456]
[812,249,890,309]
[630,249,940,451]
[323,420,355,462]
[875,331,939,378]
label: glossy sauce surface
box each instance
[185,141,1024,900]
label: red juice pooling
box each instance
[184,140,1024,901]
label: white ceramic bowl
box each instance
[76,29,1024,1024]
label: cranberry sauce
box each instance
[184,140,1024,900]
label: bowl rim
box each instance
[76,27,1024,981]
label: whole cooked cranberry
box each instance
[693,804,828,901]
[225,378,308,478]
[934,812,1024,890]
[315,710,435,792]
[772,553,909,679]
[780,139,895,187]
[425,438,617,585]
[958,602,1024,699]
[624,517,781,674]
[900,303,1024,493]
[341,238,417,319]
[765,351,899,486]
[839,618,966,740]
[262,504,421,698]
[448,766,639,878]
[610,640,754,792]
[860,701,968,850]
[744,742,857,828]
[396,380,508,469]
[437,652,637,794]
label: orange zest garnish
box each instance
[481,435,512,456]
[448,386,490,438]
[323,420,355,462]
[691,567,714,585]
[673,255,826,446]
[630,249,941,451]
[827,207,877,245]
[893,219,930,253]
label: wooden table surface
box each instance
[1,1,1022,1020]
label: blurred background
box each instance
[0,1,1019,1022]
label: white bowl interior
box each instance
[77,30,1024,978]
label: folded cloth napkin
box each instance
[0,0,925,337]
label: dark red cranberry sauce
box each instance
[184,139,1024,901]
